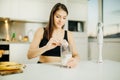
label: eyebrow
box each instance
[55,13,67,17]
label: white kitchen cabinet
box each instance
[10,0,50,21]
[89,39,120,62]
[0,0,88,21]
[10,43,38,64]
[0,0,12,17]
[0,0,67,21]
[73,32,88,60]
[67,0,88,21]
[0,0,50,21]
[67,0,88,60]
[68,0,88,60]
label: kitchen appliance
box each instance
[0,44,9,61]
[97,21,103,63]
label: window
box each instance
[88,0,120,38]
[103,0,120,38]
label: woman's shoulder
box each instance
[37,27,44,32]
[65,30,73,35]
[65,30,73,42]
[34,27,44,37]
[35,27,44,33]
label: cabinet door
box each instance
[0,0,51,21]
[89,42,120,61]
[68,1,88,21]
[74,37,88,60]
[10,0,57,21]
[0,0,11,17]
[10,43,38,64]
[73,32,88,60]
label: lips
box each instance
[56,22,63,27]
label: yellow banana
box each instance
[0,62,25,71]
[0,62,18,65]
[0,65,20,71]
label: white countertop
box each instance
[1,60,120,80]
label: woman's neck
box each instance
[52,28,64,39]
[53,27,62,32]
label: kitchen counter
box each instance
[0,60,120,80]
[89,38,120,43]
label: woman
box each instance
[27,3,80,68]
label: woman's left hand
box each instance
[66,57,78,68]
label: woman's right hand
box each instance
[45,38,61,50]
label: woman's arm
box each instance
[27,28,47,59]
[67,31,80,68]
[68,31,80,61]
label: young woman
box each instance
[27,3,80,68]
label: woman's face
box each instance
[53,9,67,29]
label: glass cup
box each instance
[60,44,72,67]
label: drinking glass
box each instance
[60,43,72,67]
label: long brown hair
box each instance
[44,3,68,40]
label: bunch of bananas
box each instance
[0,62,26,75]
[0,62,25,70]
[0,50,4,58]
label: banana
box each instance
[0,62,18,65]
[0,50,4,54]
[0,50,4,58]
[0,65,21,71]
[0,62,25,71]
